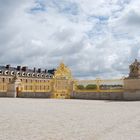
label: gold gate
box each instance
[53,63,73,99]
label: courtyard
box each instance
[0,98,140,140]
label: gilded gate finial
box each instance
[54,62,72,79]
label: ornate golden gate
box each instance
[53,63,73,99]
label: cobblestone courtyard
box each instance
[0,98,140,140]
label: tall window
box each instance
[3,78,5,83]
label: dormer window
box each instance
[5,70,9,75]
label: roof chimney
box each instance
[22,66,28,71]
[17,66,21,71]
[5,64,10,69]
[33,67,36,72]
[44,69,47,73]
[38,68,41,73]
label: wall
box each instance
[71,92,123,100]
[17,92,51,98]
[123,90,140,100]
[124,79,140,90]
[15,78,53,98]
[0,92,7,97]
[123,79,140,100]
[72,79,124,100]
[0,76,9,97]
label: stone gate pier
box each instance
[124,59,140,100]
[7,76,22,97]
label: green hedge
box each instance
[77,84,97,90]
[85,84,97,90]
[77,85,85,90]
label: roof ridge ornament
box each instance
[54,62,72,79]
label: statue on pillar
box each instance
[7,75,22,97]
[129,59,140,78]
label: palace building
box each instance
[0,60,140,100]
[0,64,55,98]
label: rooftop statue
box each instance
[11,74,21,83]
[129,59,140,78]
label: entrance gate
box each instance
[53,63,73,99]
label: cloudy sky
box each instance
[0,0,140,79]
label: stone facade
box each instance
[0,64,54,98]
[17,92,51,98]
[71,92,123,100]
[124,79,140,100]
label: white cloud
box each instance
[0,0,139,79]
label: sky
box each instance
[0,0,140,79]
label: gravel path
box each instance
[0,98,140,140]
